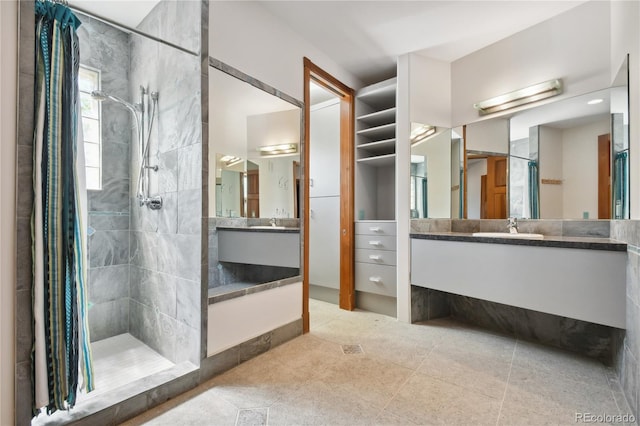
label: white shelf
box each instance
[356,123,395,140]
[357,78,396,110]
[356,153,396,167]
[357,107,396,126]
[357,139,396,156]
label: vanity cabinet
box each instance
[355,221,397,299]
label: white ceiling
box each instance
[69,1,587,84]
[260,0,587,84]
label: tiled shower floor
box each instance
[80,333,174,400]
[125,299,636,425]
[33,334,174,425]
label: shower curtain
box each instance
[614,150,629,219]
[32,0,93,414]
[527,160,539,219]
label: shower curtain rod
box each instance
[67,4,199,57]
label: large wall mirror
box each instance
[410,56,630,220]
[209,62,302,219]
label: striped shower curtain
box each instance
[528,160,539,219]
[614,150,629,219]
[32,0,93,414]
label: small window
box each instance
[79,66,102,191]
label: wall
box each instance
[562,117,610,219]
[409,53,451,128]
[466,118,509,154]
[0,1,17,423]
[451,1,611,127]
[539,126,563,219]
[76,14,132,342]
[466,159,486,219]
[209,1,362,102]
[128,0,202,366]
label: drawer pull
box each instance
[369,255,382,261]
[369,227,381,232]
[369,276,382,283]
[369,240,381,246]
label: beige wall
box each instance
[0,1,17,424]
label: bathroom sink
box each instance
[250,225,286,230]
[472,232,544,240]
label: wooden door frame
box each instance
[303,58,355,333]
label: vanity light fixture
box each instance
[587,98,604,105]
[220,155,243,167]
[474,79,563,115]
[257,143,298,156]
[410,124,436,146]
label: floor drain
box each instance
[341,344,364,354]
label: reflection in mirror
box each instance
[410,126,452,218]
[451,127,464,219]
[209,65,302,218]
[612,55,630,219]
[509,80,629,219]
[464,119,509,219]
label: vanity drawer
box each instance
[355,221,396,236]
[355,235,396,251]
[355,248,396,266]
[355,263,396,297]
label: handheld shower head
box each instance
[90,90,141,113]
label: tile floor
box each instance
[124,299,635,426]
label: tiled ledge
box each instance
[208,275,301,304]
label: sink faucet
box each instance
[270,217,277,227]
[507,217,518,234]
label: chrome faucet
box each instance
[270,217,277,227]
[507,217,518,234]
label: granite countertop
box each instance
[410,232,627,252]
[216,226,300,233]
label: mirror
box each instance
[509,78,629,219]
[464,119,509,219]
[209,65,302,219]
[410,125,453,219]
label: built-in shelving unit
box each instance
[354,77,398,317]
[355,77,397,221]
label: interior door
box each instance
[598,133,611,219]
[485,156,507,219]
[246,169,259,218]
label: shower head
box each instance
[91,90,141,113]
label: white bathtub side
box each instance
[207,282,303,356]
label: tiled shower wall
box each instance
[77,14,132,342]
[128,1,202,366]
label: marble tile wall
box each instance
[611,220,640,419]
[76,14,132,342]
[128,1,202,366]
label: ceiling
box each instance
[68,1,587,84]
[260,1,587,84]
